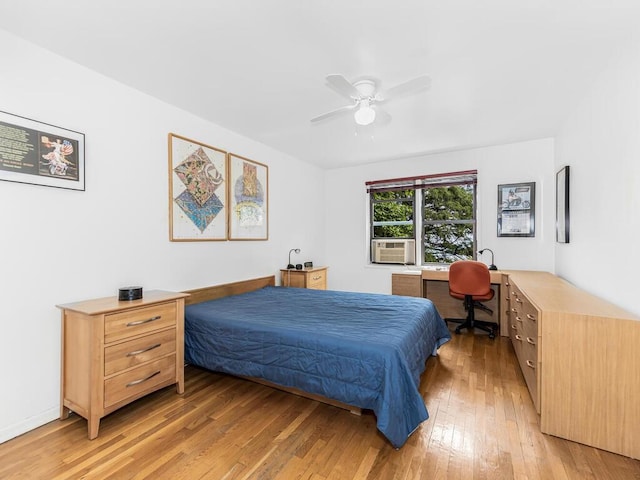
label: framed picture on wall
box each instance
[497,182,535,237]
[168,133,228,241]
[556,166,570,243]
[0,110,85,191]
[228,153,269,240]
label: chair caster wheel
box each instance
[455,327,462,334]
[488,332,495,339]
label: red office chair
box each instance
[445,260,498,339]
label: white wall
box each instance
[555,38,640,316]
[0,30,326,443]
[324,138,555,294]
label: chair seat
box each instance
[449,289,494,302]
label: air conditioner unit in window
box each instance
[371,239,416,264]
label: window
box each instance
[370,189,415,239]
[367,171,477,264]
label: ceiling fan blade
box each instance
[310,103,357,123]
[377,75,431,102]
[326,74,362,100]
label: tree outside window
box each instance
[371,189,415,239]
[423,184,475,263]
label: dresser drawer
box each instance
[307,270,326,290]
[104,355,176,408]
[104,329,176,376]
[105,302,176,342]
[521,304,539,339]
[521,342,539,410]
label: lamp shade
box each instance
[354,100,376,126]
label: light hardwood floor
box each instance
[2,329,640,479]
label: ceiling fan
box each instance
[310,74,431,126]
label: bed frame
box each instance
[183,275,362,415]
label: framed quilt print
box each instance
[168,133,228,241]
[228,153,268,240]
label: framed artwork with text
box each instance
[0,110,85,191]
[497,182,535,237]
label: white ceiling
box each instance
[1,0,639,169]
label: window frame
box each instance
[367,170,478,265]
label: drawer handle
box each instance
[126,370,161,388]
[516,316,523,322]
[126,315,161,327]
[126,343,161,357]
[511,324,517,330]
[526,337,536,345]
[516,298,523,304]
[312,276,322,280]
[511,308,517,313]
[526,314,537,321]
[526,360,536,369]
[515,334,523,342]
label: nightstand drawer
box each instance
[104,329,176,376]
[105,302,176,342]
[307,271,326,290]
[104,356,176,408]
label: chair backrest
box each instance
[448,260,492,296]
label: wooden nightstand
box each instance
[57,290,189,439]
[280,266,328,290]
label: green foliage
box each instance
[371,190,414,238]
[423,185,475,263]
[423,185,473,221]
[424,224,474,263]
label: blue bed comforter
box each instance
[184,286,450,448]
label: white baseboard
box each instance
[0,408,59,445]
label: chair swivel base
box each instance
[454,319,497,339]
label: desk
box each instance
[391,270,507,336]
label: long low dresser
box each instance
[392,268,640,459]
[504,270,640,460]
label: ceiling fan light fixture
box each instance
[354,102,376,126]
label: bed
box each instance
[183,276,451,448]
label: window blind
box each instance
[366,169,477,193]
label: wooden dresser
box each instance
[280,266,327,290]
[504,271,640,459]
[57,290,189,439]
